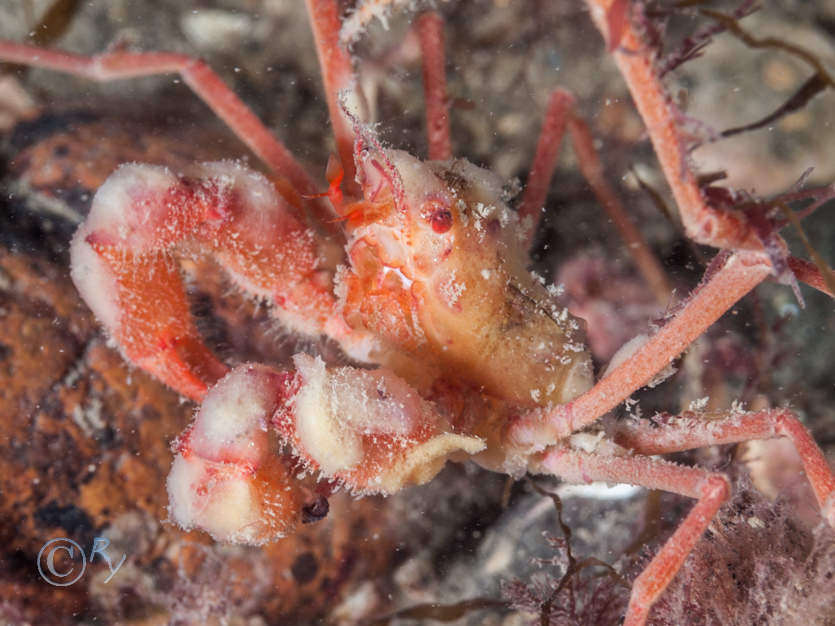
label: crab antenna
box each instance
[306,0,363,197]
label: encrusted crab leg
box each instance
[71,162,347,400]
[576,2,835,296]
[582,0,760,250]
[306,3,453,182]
[538,406,835,625]
[416,12,452,161]
[610,408,835,525]
[168,365,308,544]
[519,88,671,302]
[169,358,485,542]
[582,0,764,251]
[534,447,731,626]
[510,250,773,443]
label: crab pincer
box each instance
[169,358,484,543]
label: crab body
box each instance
[3,2,834,625]
[344,150,593,407]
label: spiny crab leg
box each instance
[307,2,453,176]
[522,246,835,624]
[536,407,835,624]
[533,448,731,626]
[583,0,835,298]
[306,0,363,196]
[609,408,835,523]
[510,250,773,445]
[582,0,761,251]
[70,161,348,401]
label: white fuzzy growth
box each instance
[340,0,403,43]
[167,454,263,544]
[85,164,179,249]
[188,162,280,242]
[69,163,181,332]
[188,365,277,466]
[293,354,364,475]
[688,396,710,412]
[439,269,466,307]
[69,227,121,332]
[292,354,430,476]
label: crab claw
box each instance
[167,365,306,544]
[274,354,485,495]
[168,357,484,543]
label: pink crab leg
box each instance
[71,162,344,401]
[610,409,835,524]
[518,88,575,246]
[582,0,760,251]
[535,447,730,626]
[416,12,452,161]
[517,88,670,302]
[83,244,229,401]
[305,0,361,196]
[510,250,772,444]
[567,113,672,303]
[0,41,323,202]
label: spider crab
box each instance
[2,1,833,624]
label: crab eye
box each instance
[423,200,453,234]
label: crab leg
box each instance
[416,12,452,161]
[582,0,762,251]
[518,88,575,245]
[534,447,730,626]
[167,365,309,544]
[610,409,835,524]
[0,41,324,203]
[169,358,485,542]
[306,0,362,195]
[71,161,346,401]
[510,250,772,445]
[566,113,672,302]
[519,88,670,302]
